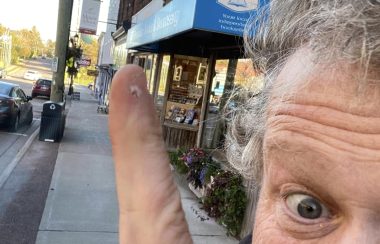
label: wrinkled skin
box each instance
[254,50,380,243]
[109,46,380,243]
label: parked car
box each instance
[0,68,7,79]
[23,70,40,81]
[32,79,52,98]
[0,81,33,132]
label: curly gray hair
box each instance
[226,0,380,183]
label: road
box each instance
[3,58,54,117]
[0,59,60,244]
[0,58,52,175]
[0,58,53,167]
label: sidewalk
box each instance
[35,86,238,244]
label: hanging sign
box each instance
[51,57,58,72]
[79,0,101,35]
[87,69,99,76]
[77,58,91,67]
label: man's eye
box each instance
[285,193,329,220]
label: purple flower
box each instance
[186,155,193,165]
[199,167,207,186]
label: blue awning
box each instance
[126,0,268,51]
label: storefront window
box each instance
[202,58,263,149]
[164,55,208,128]
[160,55,209,150]
[145,55,157,94]
[131,54,158,95]
[234,59,263,91]
[156,55,170,106]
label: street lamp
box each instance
[73,34,79,47]
[66,34,82,95]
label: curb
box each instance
[0,127,40,189]
[5,65,21,73]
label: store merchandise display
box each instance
[164,56,208,127]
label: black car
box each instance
[0,81,33,132]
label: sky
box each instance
[0,0,109,42]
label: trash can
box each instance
[39,101,66,142]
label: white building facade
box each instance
[98,0,120,65]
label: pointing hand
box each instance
[109,65,193,244]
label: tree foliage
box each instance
[12,26,44,59]
[75,35,99,85]
[1,23,99,85]
[0,24,7,35]
[0,24,55,63]
[45,39,55,57]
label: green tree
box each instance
[45,39,55,57]
[74,35,99,86]
[81,37,98,64]
[8,26,46,63]
[0,24,7,35]
[10,30,26,62]
[29,26,44,57]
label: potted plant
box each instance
[203,171,247,237]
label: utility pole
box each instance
[51,0,74,102]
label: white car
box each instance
[0,68,7,79]
[24,70,40,81]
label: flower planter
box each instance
[170,147,247,238]
[188,182,206,198]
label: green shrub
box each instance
[204,162,222,185]
[179,148,208,189]
[203,171,247,237]
[169,149,188,175]
[170,148,247,237]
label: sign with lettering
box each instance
[77,58,91,67]
[194,0,264,36]
[79,0,101,35]
[126,0,268,49]
[126,0,195,48]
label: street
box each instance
[0,59,60,244]
[0,58,53,180]
[2,58,54,118]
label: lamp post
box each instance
[66,33,82,95]
[73,34,79,47]
[51,0,74,102]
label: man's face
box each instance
[253,51,380,243]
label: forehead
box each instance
[269,49,380,118]
[263,49,380,190]
[263,53,380,209]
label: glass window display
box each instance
[202,59,262,149]
[162,55,208,150]
[164,55,208,128]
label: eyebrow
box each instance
[264,135,342,204]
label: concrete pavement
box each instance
[36,86,238,244]
[0,133,59,243]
